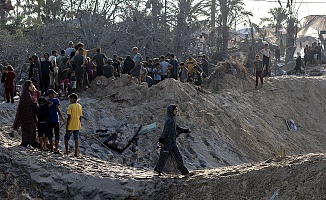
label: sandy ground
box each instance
[1,61,326,199]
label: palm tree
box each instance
[260,7,287,42]
[217,0,251,58]
[269,7,287,37]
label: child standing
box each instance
[192,66,202,86]
[70,71,77,93]
[65,93,82,157]
[5,65,15,103]
[35,97,52,151]
[86,57,93,84]
[253,55,264,89]
[48,89,65,154]
[152,63,162,85]
[179,62,188,82]
[30,84,41,105]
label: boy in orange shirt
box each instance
[65,93,82,157]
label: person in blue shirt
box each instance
[47,89,65,154]
[129,47,142,84]
[152,63,162,85]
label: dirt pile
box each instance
[202,58,254,92]
[2,62,326,198]
[1,127,326,199]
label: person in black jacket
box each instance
[40,53,54,95]
[122,55,135,74]
[294,52,304,75]
[154,104,191,176]
[1,66,7,101]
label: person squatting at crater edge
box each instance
[154,104,192,176]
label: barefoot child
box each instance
[35,97,53,150]
[65,93,82,157]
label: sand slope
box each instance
[1,126,326,199]
[1,62,326,198]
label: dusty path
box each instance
[1,128,326,199]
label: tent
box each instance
[236,27,257,35]
[294,35,318,56]
[299,15,326,35]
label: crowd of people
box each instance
[2,39,324,175]
[303,42,323,67]
[0,41,211,160]
[252,42,325,89]
[18,41,210,101]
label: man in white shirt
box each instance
[49,50,59,90]
[65,41,75,57]
[259,44,272,77]
[159,55,172,80]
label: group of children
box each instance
[34,90,83,157]
[1,65,16,103]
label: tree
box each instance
[276,0,297,63]
[0,0,14,27]
[260,7,287,44]
[216,0,251,58]
[269,7,287,37]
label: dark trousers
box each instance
[48,122,60,141]
[41,74,50,95]
[263,55,270,77]
[255,71,263,86]
[154,147,189,175]
[97,66,103,76]
[294,69,303,75]
[5,86,14,103]
[154,80,161,85]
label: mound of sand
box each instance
[202,58,254,92]
[1,127,326,199]
[2,61,326,198]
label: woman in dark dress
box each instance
[154,104,191,176]
[13,80,36,147]
[122,55,135,74]
[294,53,303,75]
[29,55,41,90]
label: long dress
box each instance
[122,56,135,74]
[31,67,40,90]
[32,55,42,90]
[13,81,36,146]
[154,105,189,175]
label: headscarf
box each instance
[159,104,178,150]
[32,55,40,67]
[122,55,135,74]
[13,80,35,130]
[21,80,32,95]
[32,55,42,79]
[166,104,177,122]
